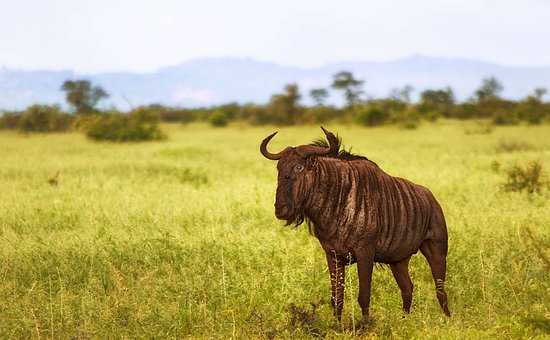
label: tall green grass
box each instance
[0,121,549,338]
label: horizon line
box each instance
[3,54,550,75]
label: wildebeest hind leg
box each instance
[420,239,451,317]
[389,257,413,313]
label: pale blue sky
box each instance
[1,0,549,73]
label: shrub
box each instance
[161,108,197,123]
[492,110,519,125]
[133,105,200,124]
[71,115,98,131]
[454,103,478,119]
[244,105,273,125]
[503,161,547,193]
[515,97,546,125]
[477,98,516,119]
[85,108,165,142]
[302,106,340,123]
[418,110,440,122]
[354,105,389,126]
[0,111,22,129]
[208,111,229,127]
[18,105,73,132]
[395,106,420,129]
[215,102,241,121]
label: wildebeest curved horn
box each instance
[321,126,339,155]
[260,131,283,160]
[294,127,339,158]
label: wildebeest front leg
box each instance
[356,246,375,325]
[325,250,346,322]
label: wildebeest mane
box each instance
[310,134,377,165]
[287,133,378,231]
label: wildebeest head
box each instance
[260,127,339,225]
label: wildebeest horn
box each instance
[321,126,339,155]
[295,127,338,158]
[260,131,283,160]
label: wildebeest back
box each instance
[309,157,443,263]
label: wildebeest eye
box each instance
[294,164,304,172]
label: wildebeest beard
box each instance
[276,176,311,228]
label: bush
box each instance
[492,110,519,125]
[85,108,165,142]
[215,102,241,121]
[134,104,199,124]
[515,98,547,125]
[244,105,273,125]
[503,161,547,193]
[418,110,440,122]
[208,111,229,127]
[395,106,420,129]
[354,105,389,126]
[453,103,478,119]
[161,108,197,123]
[0,111,22,129]
[18,105,73,132]
[302,106,340,123]
[477,98,517,119]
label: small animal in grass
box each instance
[260,127,451,326]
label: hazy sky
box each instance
[1,0,549,73]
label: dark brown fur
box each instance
[261,128,451,325]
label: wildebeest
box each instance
[260,127,451,325]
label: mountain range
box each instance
[2,55,550,110]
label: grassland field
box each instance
[0,120,549,339]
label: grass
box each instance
[0,120,549,339]
[496,139,537,153]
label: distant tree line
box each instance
[1,73,550,140]
[135,74,549,128]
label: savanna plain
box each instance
[0,121,549,339]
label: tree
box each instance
[473,77,512,119]
[419,87,455,117]
[283,83,301,108]
[533,87,548,101]
[389,85,414,103]
[267,83,303,125]
[61,80,109,115]
[515,88,548,124]
[475,77,503,102]
[331,71,364,107]
[310,88,329,106]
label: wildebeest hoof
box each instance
[331,320,343,330]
